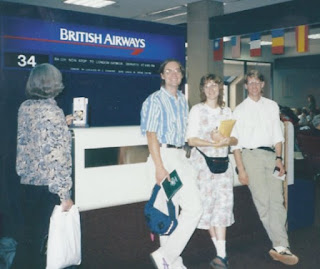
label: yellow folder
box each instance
[218,119,236,137]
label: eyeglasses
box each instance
[163,69,182,75]
[204,83,219,89]
[247,81,262,86]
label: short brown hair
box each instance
[244,69,265,84]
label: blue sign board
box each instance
[1,16,185,75]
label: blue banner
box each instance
[2,16,185,62]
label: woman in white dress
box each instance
[186,74,237,269]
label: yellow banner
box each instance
[297,25,307,52]
[272,36,284,47]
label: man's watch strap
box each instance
[276,156,283,161]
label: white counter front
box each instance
[72,123,294,212]
[72,126,153,211]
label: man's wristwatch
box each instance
[275,156,283,161]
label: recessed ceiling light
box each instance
[153,12,187,22]
[148,5,186,16]
[63,0,116,8]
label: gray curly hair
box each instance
[26,63,64,99]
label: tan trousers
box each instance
[242,149,289,248]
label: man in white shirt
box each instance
[231,70,299,266]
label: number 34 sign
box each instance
[4,52,49,69]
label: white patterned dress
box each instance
[186,103,235,229]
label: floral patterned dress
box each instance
[186,103,234,229]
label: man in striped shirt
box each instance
[141,59,202,269]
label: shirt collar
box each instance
[161,86,182,99]
[246,96,264,105]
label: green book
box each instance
[161,170,183,200]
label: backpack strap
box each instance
[167,199,176,221]
[145,184,177,236]
[147,184,176,221]
[146,184,161,208]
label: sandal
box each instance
[210,256,229,269]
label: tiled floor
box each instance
[187,226,320,269]
[101,225,319,269]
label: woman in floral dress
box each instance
[14,63,73,269]
[187,74,237,269]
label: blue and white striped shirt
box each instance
[140,87,188,147]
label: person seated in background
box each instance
[279,105,299,126]
[307,94,317,114]
[297,107,309,126]
[291,107,299,117]
[306,110,315,125]
[297,113,320,135]
[311,115,320,135]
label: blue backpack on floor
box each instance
[144,184,178,235]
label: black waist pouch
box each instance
[196,147,229,174]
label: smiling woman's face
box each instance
[203,80,220,101]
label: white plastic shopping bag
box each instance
[46,205,81,269]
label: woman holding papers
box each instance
[187,74,237,269]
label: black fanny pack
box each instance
[196,147,229,174]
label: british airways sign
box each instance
[59,28,146,55]
[2,16,184,61]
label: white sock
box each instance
[216,240,226,258]
[211,237,217,247]
[274,246,287,253]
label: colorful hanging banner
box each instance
[250,33,261,57]
[213,38,223,61]
[271,29,284,54]
[295,25,309,53]
[231,36,241,58]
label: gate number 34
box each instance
[17,54,37,67]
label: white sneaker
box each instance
[150,250,171,269]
